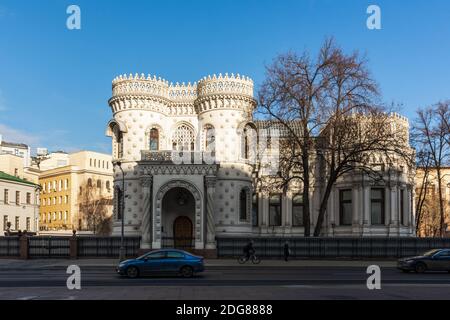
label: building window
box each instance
[400,189,405,226]
[59,196,62,204]
[106,181,111,191]
[4,189,8,205]
[26,218,30,231]
[47,213,51,223]
[242,125,256,160]
[149,128,159,151]
[43,183,46,192]
[90,158,92,166]
[53,181,56,191]
[204,125,215,152]
[252,193,258,227]
[292,194,304,226]
[53,197,56,205]
[15,191,20,205]
[3,216,8,231]
[172,124,195,151]
[14,168,18,177]
[47,198,50,206]
[26,193,31,205]
[371,188,385,225]
[59,212,62,221]
[53,212,56,221]
[64,179,68,190]
[339,189,353,226]
[118,132,124,158]
[15,216,19,230]
[65,195,69,204]
[97,180,102,189]
[47,182,51,192]
[58,180,62,191]
[269,194,282,226]
[239,189,248,221]
[87,179,92,187]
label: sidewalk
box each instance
[0,258,397,270]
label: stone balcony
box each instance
[140,150,216,165]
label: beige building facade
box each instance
[39,151,114,232]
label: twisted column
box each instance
[140,175,153,249]
[205,176,217,249]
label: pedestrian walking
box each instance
[283,241,290,262]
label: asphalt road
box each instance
[0,266,449,299]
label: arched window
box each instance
[239,189,249,221]
[149,128,159,151]
[106,181,111,191]
[87,178,92,187]
[97,180,102,189]
[172,124,195,151]
[242,124,257,160]
[204,125,215,151]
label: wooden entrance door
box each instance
[173,216,193,249]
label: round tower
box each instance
[107,73,172,236]
[195,73,257,236]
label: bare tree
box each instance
[258,39,336,236]
[414,151,432,235]
[412,102,450,237]
[258,38,413,236]
[78,181,113,235]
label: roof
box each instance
[255,120,303,137]
[0,141,29,149]
[0,171,38,187]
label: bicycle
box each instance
[238,253,261,264]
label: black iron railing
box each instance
[0,237,20,257]
[216,237,450,258]
[77,236,141,258]
[28,237,70,258]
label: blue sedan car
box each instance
[116,249,204,278]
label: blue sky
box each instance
[0,0,449,154]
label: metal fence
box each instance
[28,237,70,258]
[216,237,450,259]
[0,237,20,257]
[77,236,141,258]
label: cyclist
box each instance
[243,240,255,260]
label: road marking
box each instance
[16,296,38,300]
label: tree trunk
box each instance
[436,169,445,237]
[302,141,311,237]
[313,178,335,237]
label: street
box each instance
[0,260,449,300]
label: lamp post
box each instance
[114,161,125,262]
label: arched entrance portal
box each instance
[161,187,195,249]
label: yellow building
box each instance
[39,151,113,233]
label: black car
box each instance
[397,249,450,273]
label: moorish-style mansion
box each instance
[106,73,415,253]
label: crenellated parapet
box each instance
[197,73,254,98]
[108,72,256,115]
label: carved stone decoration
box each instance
[204,176,217,249]
[140,175,153,249]
[154,180,203,244]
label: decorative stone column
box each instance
[140,175,153,249]
[204,176,217,249]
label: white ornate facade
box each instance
[106,73,415,253]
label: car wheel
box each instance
[126,266,139,278]
[415,262,427,274]
[180,266,194,278]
